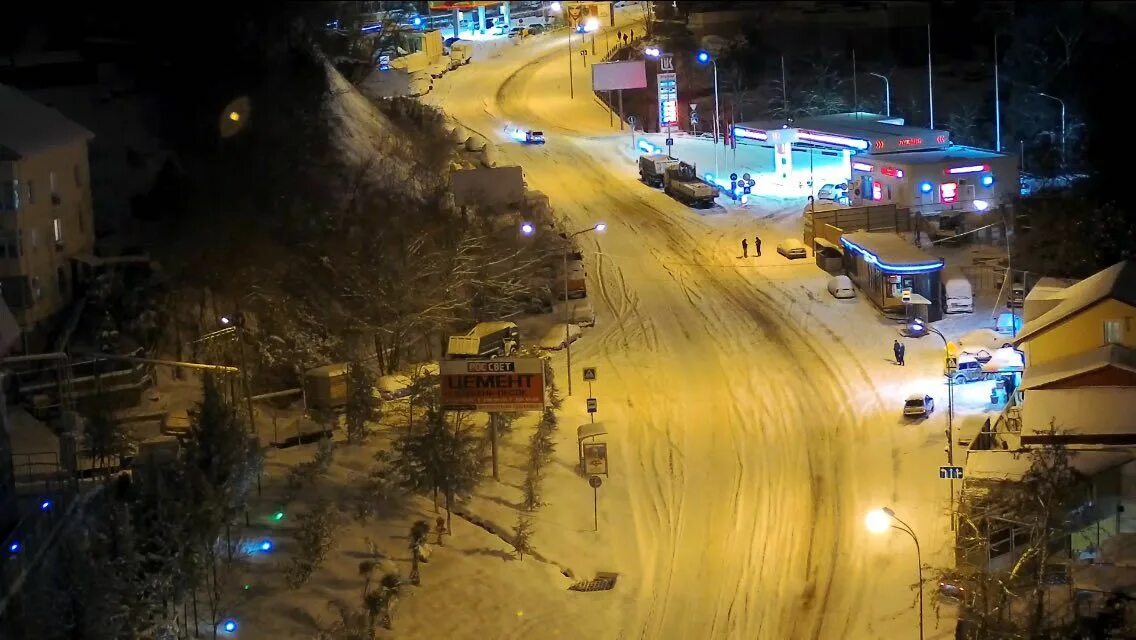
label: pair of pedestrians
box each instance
[741,236,762,258]
[893,339,906,366]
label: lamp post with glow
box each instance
[869,72,890,117]
[696,50,721,176]
[866,507,924,640]
[1038,92,1066,168]
[521,222,606,396]
[909,317,958,530]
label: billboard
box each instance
[566,2,614,28]
[451,166,525,207]
[440,358,545,412]
[592,60,647,91]
[657,72,678,127]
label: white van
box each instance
[943,275,974,314]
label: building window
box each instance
[58,267,67,295]
[0,231,19,259]
[1,181,19,211]
[53,218,63,245]
[1104,319,1128,345]
[27,180,35,205]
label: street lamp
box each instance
[696,50,721,176]
[866,507,924,640]
[869,72,890,117]
[1038,92,1066,168]
[521,222,606,396]
[909,318,955,468]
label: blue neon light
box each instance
[919,182,933,193]
[696,51,711,64]
[840,237,944,273]
[981,175,994,187]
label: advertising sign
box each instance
[582,442,609,476]
[657,72,678,127]
[440,358,545,412]
[592,61,648,91]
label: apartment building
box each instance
[0,84,95,344]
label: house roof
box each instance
[1020,388,1136,438]
[966,448,1134,482]
[1014,261,1136,345]
[1020,344,1136,390]
[0,83,93,160]
[866,145,1008,166]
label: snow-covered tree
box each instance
[345,359,376,444]
[392,407,486,533]
[408,520,430,585]
[513,513,535,560]
[287,498,341,588]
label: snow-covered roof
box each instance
[1020,388,1136,439]
[867,145,1008,166]
[966,448,1133,482]
[1026,277,1076,303]
[1020,344,1136,390]
[841,232,944,268]
[1014,261,1136,345]
[0,83,93,160]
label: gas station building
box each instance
[732,112,1018,216]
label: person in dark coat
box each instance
[893,339,906,366]
[741,238,748,258]
[754,236,762,257]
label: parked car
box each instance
[539,323,582,350]
[956,329,1014,363]
[904,393,935,418]
[777,238,808,259]
[995,312,1022,335]
[942,275,974,314]
[827,275,855,299]
[816,183,847,202]
[527,23,545,34]
[507,26,532,38]
[947,356,988,385]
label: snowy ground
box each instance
[288,6,1014,638]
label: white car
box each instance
[817,183,847,202]
[827,275,855,299]
[539,323,582,350]
[904,394,935,418]
[956,329,1014,363]
[777,239,808,260]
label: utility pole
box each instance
[927,23,935,128]
[852,49,858,115]
[780,55,789,116]
[567,30,574,99]
[994,33,1002,152]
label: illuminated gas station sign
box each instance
[657,73,677,126]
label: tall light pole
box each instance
[869,72,890,117]
[993,33,1002,152]
[521,222,606,397]
[1038,92,1066,168]
[927,23,935,128]
[911,318,957,529]
[866,508,924,640]
[697,50,720,176]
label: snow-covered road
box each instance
[424,10,957,639]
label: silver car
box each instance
[903,394,935,418]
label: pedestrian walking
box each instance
[629,28,634,42]
[741,238,748,258]
[617,30,623,42]
[893,339,906,366]
[754,236,762,257]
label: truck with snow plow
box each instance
[663,161,718,208]
[638,153,679,187]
